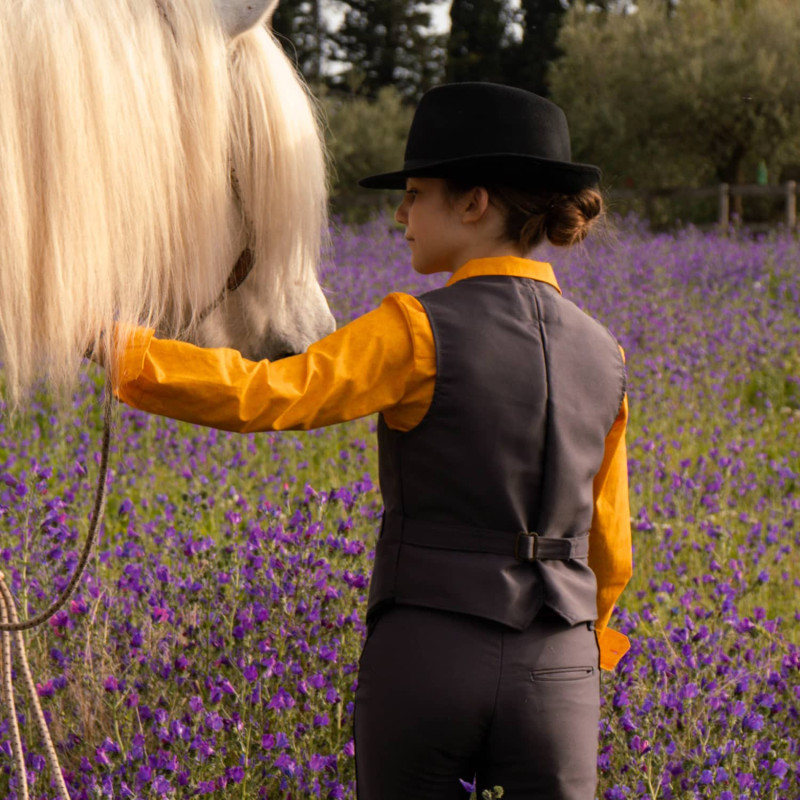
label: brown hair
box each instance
[444,180,604,252]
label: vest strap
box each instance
[383,514,589,561]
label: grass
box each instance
[1,221,799,798]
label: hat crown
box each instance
[358,82,600,193]
[404,83,572,168]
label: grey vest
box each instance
[367,274,626,629]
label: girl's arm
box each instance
[111,293,434,433]
[588,390,633,671]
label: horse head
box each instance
[184,0,335,363]
[0,0,335,404]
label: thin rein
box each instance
[0,3,255,793]
[0,248,254,799]
[0,380,113,800]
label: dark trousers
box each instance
[354,605,600,800]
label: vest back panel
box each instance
[369,275,626,629]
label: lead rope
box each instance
[0,378,114,800]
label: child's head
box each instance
[362,82,603,261]
[443,180,603,252]
[393,176,602,275]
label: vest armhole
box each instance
[608,339,627,426]
[404,292,442,433]
[380,293,436,433]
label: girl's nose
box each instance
[395,198,408,225]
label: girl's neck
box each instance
[458,240,523,266]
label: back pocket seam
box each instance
[530,666,595,682]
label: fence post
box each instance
[644,190,655,226]
[718,183,730,228]
[786,181,797,229]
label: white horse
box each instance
[0,0,335,404]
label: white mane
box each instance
[0,0,328,403]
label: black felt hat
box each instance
[359,82,600,193]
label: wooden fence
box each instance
[609,181,798,229]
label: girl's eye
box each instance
[405,188,418,197]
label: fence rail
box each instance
[610,181,798,228]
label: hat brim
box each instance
[359,154,601,193]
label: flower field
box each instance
[1,219,799,799]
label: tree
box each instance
[320,86,414,218]
[271,0,327,83]
[512,0,567,96]
[446,0,511,83]
[549,0,800,194]
[329,0,446,100]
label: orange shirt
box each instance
[115,256,632,670]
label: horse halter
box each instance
[193,160,257,325]
[194,246,256,325]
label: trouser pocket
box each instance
[530,665,596,682]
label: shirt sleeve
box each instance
[589,387,633,671]
[113,293,435,433]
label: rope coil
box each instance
[0,379,114,800]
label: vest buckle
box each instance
[515,531,539,562]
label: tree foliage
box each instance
[272,0,328,83]
[446,0,510,83]
[550,0,800,190]
[320,86,413,218]
[444,0,568,95]
[511,0,567,96]
[329,0,445,100]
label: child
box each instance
[108,82,631,800]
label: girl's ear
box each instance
[460,187,491,224]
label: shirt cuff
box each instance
[111,324,155,394]
[597,626,630,671]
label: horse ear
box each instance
[213,0,280,39]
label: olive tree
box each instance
[320,86,413,219]
[550,0,800,192]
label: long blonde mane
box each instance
[0,0,327,402]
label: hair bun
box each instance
[444,180,604,253]
[545,189,603,247]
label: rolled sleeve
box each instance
[114,293,433,433]
[589,391,633,671]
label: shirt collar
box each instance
[445,256,562,294]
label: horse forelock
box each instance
[0,0,328,404]
[225,26,328,327]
